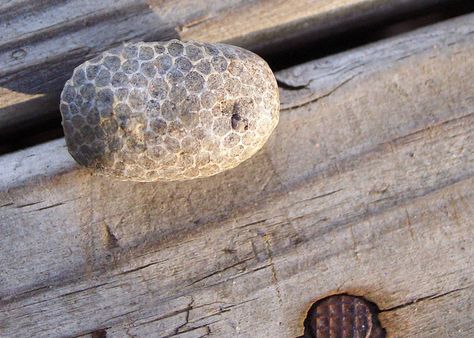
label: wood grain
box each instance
[0,0,448,135]
[1,13,474,337]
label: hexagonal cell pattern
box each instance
[60,40,280,181]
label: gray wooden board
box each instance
[1,13,474,338]
[0,0,448,134]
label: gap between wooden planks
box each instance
[1,13,474,338]
[0,0,447,135]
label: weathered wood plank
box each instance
[1,13,474,337]
[380,287,474,337]
[0,0,448,135]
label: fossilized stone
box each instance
[60,40,279,181]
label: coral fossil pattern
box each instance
[60,40,279,181]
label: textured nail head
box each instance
[303,294,386,338]
[60,40,279,181]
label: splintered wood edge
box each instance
[0,13,473,338]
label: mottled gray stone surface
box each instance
[60,40,279,181]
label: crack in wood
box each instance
[167,322,216,338]
[116,258,171,276]
[289,188,343,208]
[187,257,254,287]
[15,201,43,208]
[189,297,260,325]
[380,285,473,312]
[104,309,140,323]
[391,111,474,145]
[35,202,64,211]
[0,284,50,304]
[171,297,194,336]
[130,298,194,328]
[280,73,360,111]
[236,218,268,229]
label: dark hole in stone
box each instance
[231,113,249,132]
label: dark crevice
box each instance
[0,114,64,154]
[72,327,110,338]
[261,0,474,71]
[186,257,253,287]
[281,74,359,111]
[104,224,120,249]
[131,300,193,327]
[117,259,169,276]
[15,201,43,208]
[1,1,474,155]
[276,79,308,91]
[90,329,108,338]
[380,285,472,313]
[35,202,64,211]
